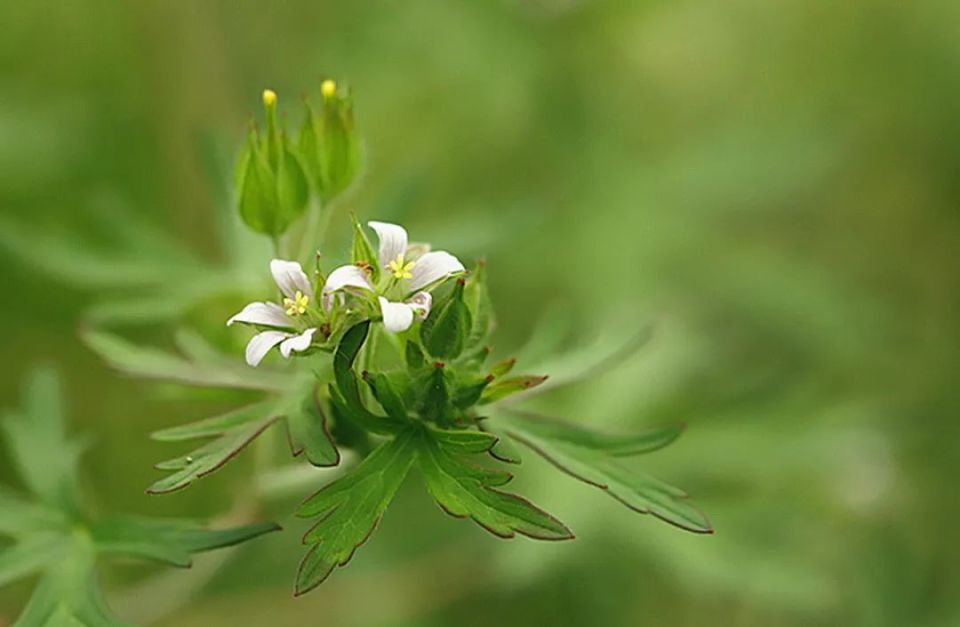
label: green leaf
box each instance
[91,517,280,568]
[1,367,280,625]
[14,543,126,627]
[82,329,287,392]
[479,375,548,404]
[148,402,280,494]
[295,430,417,594]
[420,279,472,360]
[2,368,84,513]
[0,535,67,588]
[0,488,68,535]
[332,321,402,435]
[496,412,712,534]
[283,389,340,467]
[415,426,573,541]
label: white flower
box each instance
[322,221,464,333]
[227,259,319,367]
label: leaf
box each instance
[14,543,127,627]
[495,412,713,534]
[91,517,280,568]
[415,426,573,541]
[332,321,402,435]
[0,367,280,625]
[82,329,287,392]
[148,402,280,494]
[2,368,84,513]
[283,388,340,467]
[295,430,417,595]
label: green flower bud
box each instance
[298,79,360,203]
[236,89,310,237]
[420,279,472,360]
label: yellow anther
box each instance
[283,290,310,316]
[262,89,277,107]
[321,80,337,99]
[387,254,415,280]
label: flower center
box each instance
[283,291,310,316]
[387,254,415,280]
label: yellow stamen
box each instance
[386,254,415,280]
[262,89,277,107]
[321,80,337,99]
[283,290,310,316]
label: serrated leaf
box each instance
[496,412,712,534]
[295,430,417,594]
[416,426,573,540]
[91,517,280,568]
[148,403,280,494]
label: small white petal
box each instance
[323,264,374,292]
[245,330,291,367]
[368,221,408,269]
[322,265,374,311]
[379,297,414,333]
[279,328,317,358]
[407,291,432,321]
[227,302,291,328]
[407,251,465,291]
[270,259,313,299]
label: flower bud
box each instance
[297,79,360,202]
[236,89,310,237]
[420,279,472,360]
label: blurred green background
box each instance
[2,0,959,625]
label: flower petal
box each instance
[407,251,465,292]
[270,259,313,299]
[407,291,432,321]
[368,221,408,269]
[245,330,291,367]
[323,264,374,293]
[279,328,317,358]
[227,302,291,328]
[379,297,415,333]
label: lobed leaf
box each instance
[91,516,280,568]
[148,404,280,494]
[496,412,712,534]
[295,430,417,595]
[416,427,573,541]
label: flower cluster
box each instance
[228,220,464,366]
